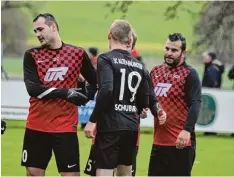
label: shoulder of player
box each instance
[97,51,112,61]
[25,46,43,54]
[63,43,86,52]
[183,63,200,80]
[150,64,165,74]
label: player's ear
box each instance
[181,50,187,60]
[127,37,132,49]
[51,23,57,32]
[132,34,137,50]
[108,32,112,40]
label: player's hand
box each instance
[139,108,148,119]
[158,110,167,125]
[176,130,190,149]
[66,88,88,106]
[84,121,96,139]
[1,120,6,135]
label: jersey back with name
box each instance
[97,49,148,132]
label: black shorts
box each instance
[84,144,139,176]
[21,128,80,172]
[84,145,97,176]
[148,145,196,176]
[87,131,138,170]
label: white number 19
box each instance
[119,68,142,102]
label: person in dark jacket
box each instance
[202,52,225,136]
[228,64,234,137]
[228,64,234,89]
[202,52,225,88]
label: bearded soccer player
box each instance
[148,33,201,176]
[84,20,150,176]
[21,13,97,176]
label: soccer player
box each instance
[83,29,166,177]
[84,19,149,176]
[148,33,201,176]
[21,13,97,176]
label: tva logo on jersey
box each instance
[154,83,172,97]
[44,67,68,81]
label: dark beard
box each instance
[164,53,182,67]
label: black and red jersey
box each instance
[150,62,201,146]
[23,42,97,133]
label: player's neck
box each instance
[48,36,62,49]
[167,58,185,68]
[110,43,128,51]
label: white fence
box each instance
[1,81,234,133]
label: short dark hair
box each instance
[33,13,59,32]
[208,52,216,60]
[88,47,98,57]
[168,33,186,51]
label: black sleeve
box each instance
[147,69,161,117]
[23,50,68,99]
[184,68,202,132]
[136,69,149,114]
[89,55,113,123]
[80,50,98,93]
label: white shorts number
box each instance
[86,159,92,172]
[22,150,28,163]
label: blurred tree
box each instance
[1,1,43,57]
[105,1,234,64]
[193,1,234,64]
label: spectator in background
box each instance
[88,47,99,69]
[202,52,225,136]
[228,64,234,89]
[228,64,234,137]
[202,52,225,88]
[1,42,9,80]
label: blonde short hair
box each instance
[110,19,133,44]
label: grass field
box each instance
[24,1,204,55]
[3,1,234,89]
[1,120,234,176]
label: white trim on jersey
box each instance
[37,88,57,99]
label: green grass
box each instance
[25,1,204,55]
[3,1,233,89]
[1,120,234,176]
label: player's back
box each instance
[96,49,148,132]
